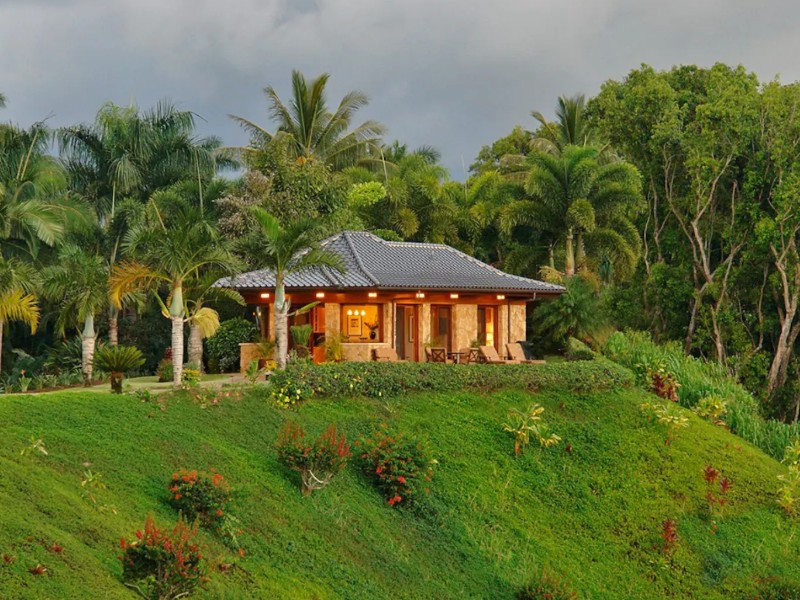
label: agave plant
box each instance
[92,345,145,394]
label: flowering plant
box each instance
[356,425,435,507]
[168,469,231,529]
[119,514,206,600]
[276,421,351,495]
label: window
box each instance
[341,304,382,342]
[430,305,452,352]
[477,306,496,349]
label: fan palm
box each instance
[0,257,39,373]
[109,195,238,386]
[231,70,386,170]
[241,209,344,369]
[42,245,109,385]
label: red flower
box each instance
[397,476,406,484]
[375,466,382,474]
[135,530,143,540]
[119,538,127,549]
[216,509,223,517]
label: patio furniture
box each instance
[373,347,403,362]
[479,345,520,364]
[506,343,546,364]
[459,347,481,364]
[447,350,469,364]
[425,347,450,363]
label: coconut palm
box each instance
[242,209,344,369]
[109,194,237,387]
[0,257,39,373]
[231,70,386,170]
[42,245,109,385]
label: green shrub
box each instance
[276,421,351,495]
[356,425,435,508]
[604,331,800,459]
[517,570,579,599]
[565,337,596,361]
[120,514,206,600]
[267,359,634,404]
[206,317,258,373]
[168,469,231,529]
[156,357,173,383]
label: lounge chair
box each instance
[425,347,450,363]
[506,343,545,364]
[373,347,403,362]
[479,345,519,364]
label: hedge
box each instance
[267,358,634,401]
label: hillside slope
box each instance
[0,383,798,599]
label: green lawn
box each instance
[0,384,798,598]
[23,373,236,396]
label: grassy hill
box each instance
[1,373,798,599]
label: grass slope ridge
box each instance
[0,384,798,598]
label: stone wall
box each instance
[452,304,477,351]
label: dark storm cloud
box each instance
[2,0,800,177]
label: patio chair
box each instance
[425,347,450,363]
[479,345,519,364]
[460,347,480,365]
[373,347,403,362]
[506,343,545,365]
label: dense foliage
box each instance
[204,317,258,373]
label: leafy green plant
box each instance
[289,324,313,358]
[205,317,258,373]
[17,373,31,392]
[503,404,561,456]
[168,469,231,529]
[648,368,680,402]
[323,330,348,362]
[565,337,595,361]
[694,395,728,425]
[639,401,689,445]
[356,425,436,508]
[276,421,351,495]
[778,440,800,516]
[119,514,206,600]
[517,570,579,600]
[20,436,48,457]
[93,345,145,393]
[181,366,201,388]
[244,360,266,384]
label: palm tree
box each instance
[0,257,39,373]
[109,195,237,387]
[58,100,228,344]
[533,276,606,343]
[231,70,386,170]
[242,209,344,369]
[501,146,642,280]
[183,273,244,370]
[42,245,108,385]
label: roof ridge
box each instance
[442,244,558,286]
[343,231,380,286]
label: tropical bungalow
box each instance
[217,231,564,366]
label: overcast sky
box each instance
[2,0,798,178]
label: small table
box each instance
[447,351,468,364]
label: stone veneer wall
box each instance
[452,304,478,352]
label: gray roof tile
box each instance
[216,231,564,294]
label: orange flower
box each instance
[397,476,406,484]
[174,494,182,500]
[216,509,223,517]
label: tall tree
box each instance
[240,209,343,370]
[42,245,109,385]
[109,194,237,386]
[231,70,386,170]
[531,94,602,155]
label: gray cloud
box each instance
[2,0,800,177]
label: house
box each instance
[216,231,564,366]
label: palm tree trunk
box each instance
[575,230,585,270]
[188,323,204,372]
[565,228,575,276]
[274,281,289,370]
[171,316,184,387]
[109,306,119,346]
[170,283,185,388]
[81,313,96,386]
[0,319,4,375]
[548,244,555,270]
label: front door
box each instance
[395,305,418,361]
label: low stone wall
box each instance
[239,343,261,374]
[341,342,390,362]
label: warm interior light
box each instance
[360,309,367,316]
[450,293,459,299]
[415,292,425,299]
[315,292,325,298]
[259,292,270,299]
[368,292,378,298]
[496,294,506,300]
[347,309,353,316]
